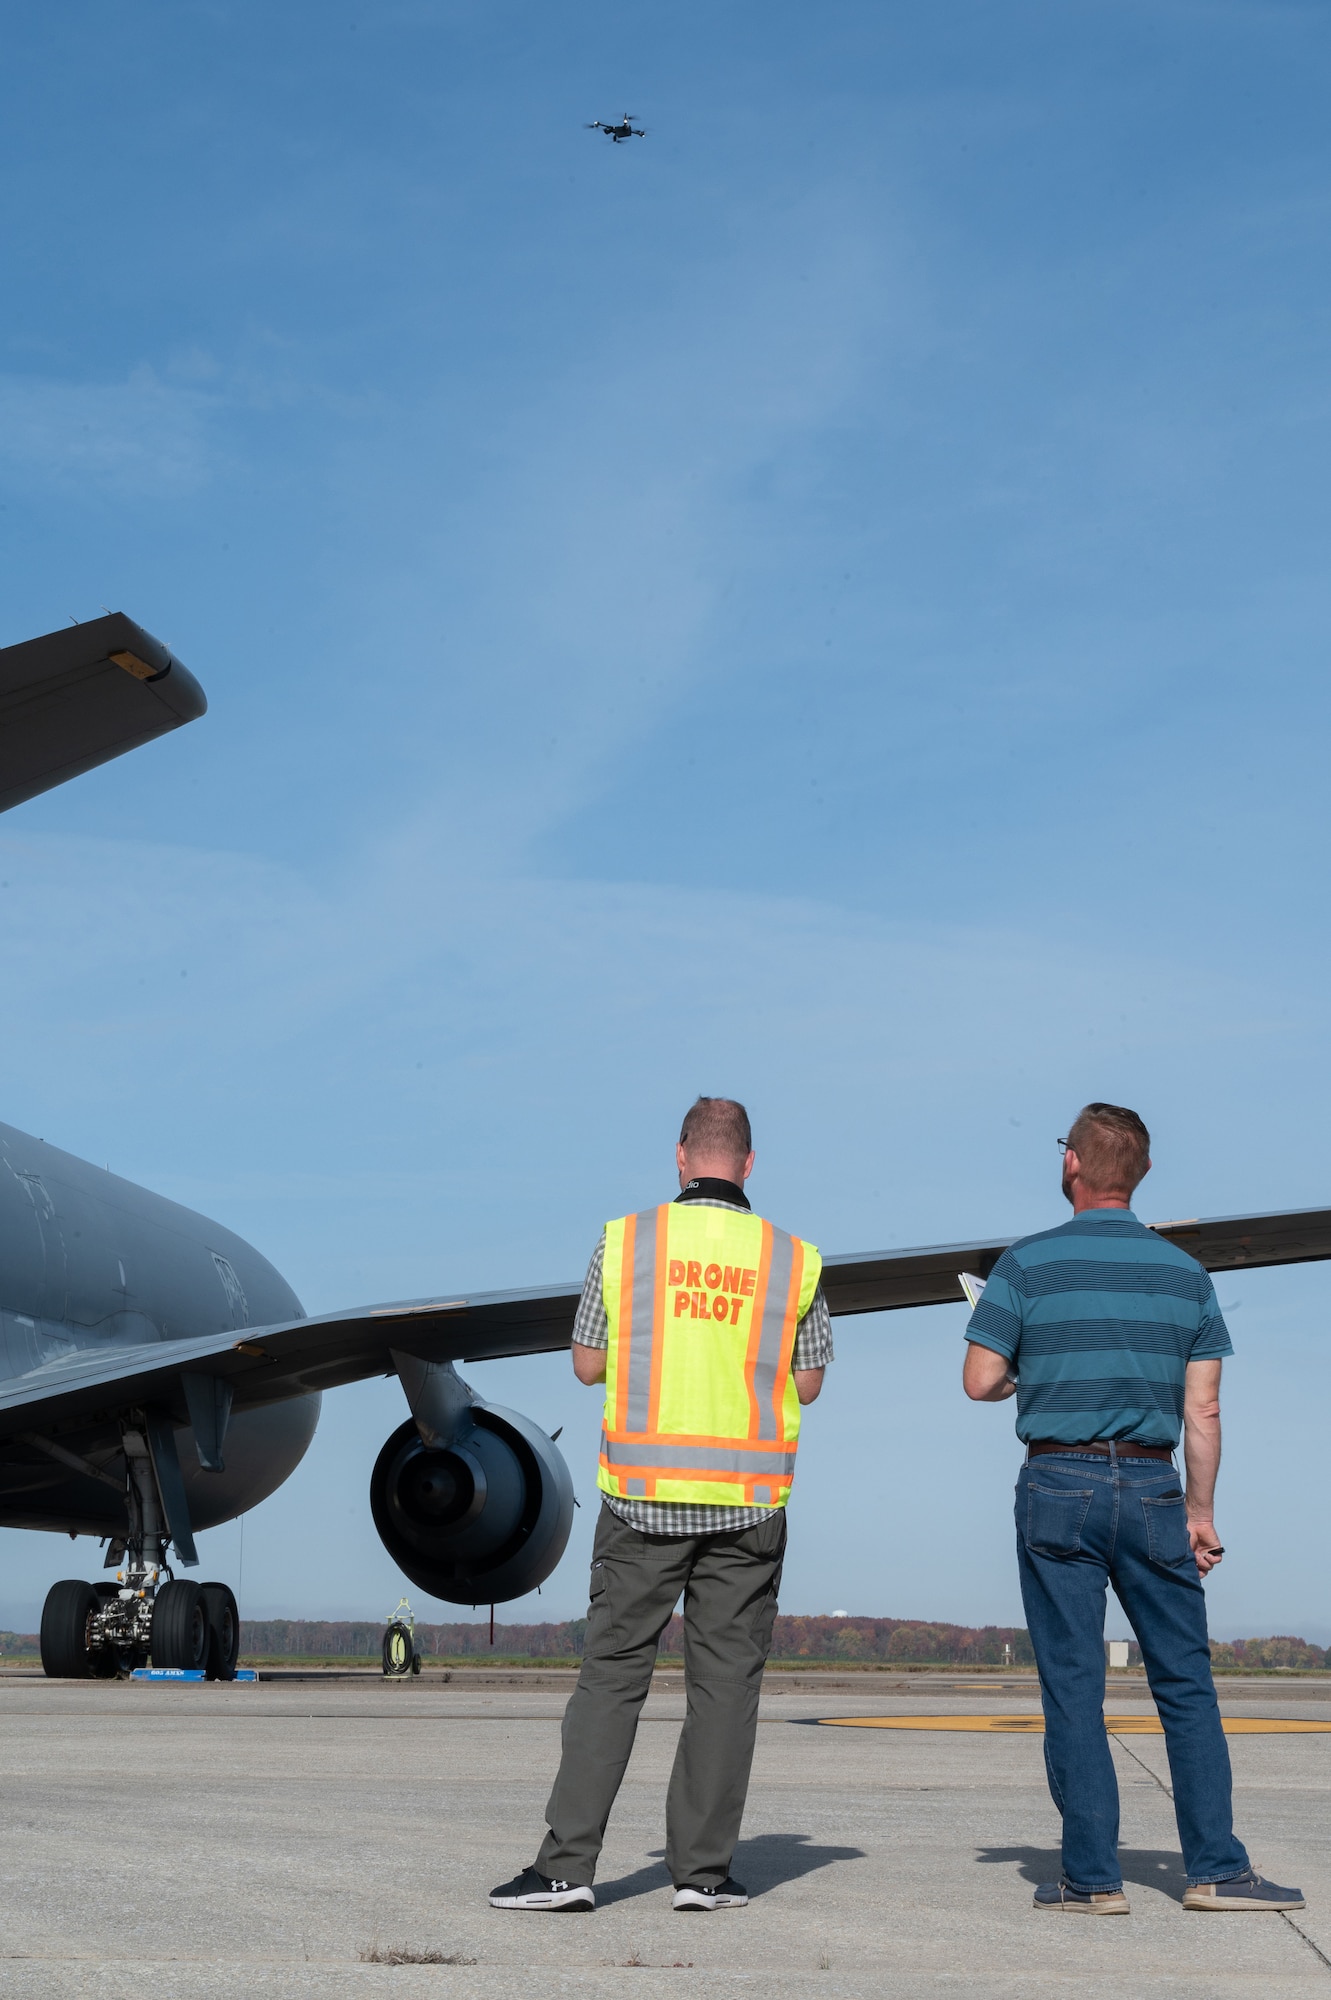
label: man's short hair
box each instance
[679,1096,752,1162]
[1066,1102,1151,1195]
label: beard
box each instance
[1061,1161,1075,1206]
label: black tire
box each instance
[200,1582,240,1681]
[150,1579,208,1672]
[40,1579,104,1679]
[383,1619,415,1677]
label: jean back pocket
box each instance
[1024,1483,1094,1557]
[1142,1494,1192,1568]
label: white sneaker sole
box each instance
[489,1891,594,1912]
[673,1890,748,1911]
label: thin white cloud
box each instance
[0,821,1289,1285]
[0,366,218,494]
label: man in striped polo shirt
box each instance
[964,1103,1303,1915]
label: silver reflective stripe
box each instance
[622,1208,661,1434]
[602,1438,797,1475]
[626,1478,647,1497]
[752,1227,797,1441]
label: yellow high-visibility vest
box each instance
[597,1202,822,1511]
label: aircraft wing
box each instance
[821,1203,1331,1312]
[0,1202,1327,1445]
[821,1236,1016,1314]
[0,613,206,814]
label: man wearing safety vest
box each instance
[490,1097,832,1914]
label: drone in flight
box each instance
[586,113,645,142]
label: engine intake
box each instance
[370,1383,573,1605]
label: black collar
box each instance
[676,1177,751,1210]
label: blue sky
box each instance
[2,0,1330,1639]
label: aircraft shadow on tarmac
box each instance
[977,1846,1189,1897]
[597,1834,867,1905]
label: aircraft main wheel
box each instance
[200,1582,240,1681]
[150,1579,208,1672]
[40,1580,106,1678]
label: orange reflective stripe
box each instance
[743,1219,774,1439]
[606,1427,775,1450]
[646,1203,670,1435]
[743,1474,793,1502]
[771,1235,804,1441]
[615,1208,662,1435]
[614,1211,636,1436]
[602,1461,793,1486]
[601,1437,797,1473]
[752,1226,795,1441]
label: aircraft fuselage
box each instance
[0,1120,319,1539]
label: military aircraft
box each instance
[586,114,646,142]
[3,612,1330,1681]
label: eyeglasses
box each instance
[1057,1138,1070,1155]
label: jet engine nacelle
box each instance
[370,1368,574,1605]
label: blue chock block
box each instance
[130,1667,259,1683]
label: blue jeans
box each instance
[1015,1449,1249,1893]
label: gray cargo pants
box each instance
[535,1499,787,1889]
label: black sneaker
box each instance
[488,1866,594,1912]
[1183,1870,1305,1911]
[672,1876,749,1911]
[1033,1880,1130,1914]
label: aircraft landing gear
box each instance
[39,1572,241,1678]
[39,1410,241,1679]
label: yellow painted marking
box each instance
[815,1715,1331,1735]
[109,649,157,681]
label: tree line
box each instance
[1,1621,1323,1668]
[200,1618,1326,1668]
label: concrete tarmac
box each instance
[0,1669,1327,1999]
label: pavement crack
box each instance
[1110,1732,1173,1798]
[1112,1734,1326,1970]
[1280,1911,1331,1974]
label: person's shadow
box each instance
[977,1844,1189,1898]
[596,1832,866,1905]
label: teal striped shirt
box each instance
[965,1206,1233,1447]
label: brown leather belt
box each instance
[1027,1439,1174,1462]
